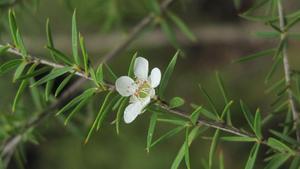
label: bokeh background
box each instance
[1,0,300,168]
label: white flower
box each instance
[115,57,161,123]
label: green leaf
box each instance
[167,11,196,42]
[159,51,179,99]
[270,130,300,146]
[96,94,119,131]
[16,29,27,57]
[184,128,191,169]
[221,136,257,142]
[12,64,37,112]
[191,104,218,121]
[56,88,96,116]
[265,78,285,94]
[46,18,56,61]
[240,100,254,130]
[157,118,187,126]
[16,67,51,81]
[96,64,104,83]
[29,78,43,111]
[0,59,23,76]
[64,96,91,125]
[245,143,260,169]
[0,45,9,55]
[219,150,225,169]
[253,109,262,139]
[273,39,286,60]
[264,153,290,169]
[8,9,18,46]
[13,61,27,82]
[151,126,185,148]
[146,111,158,152]
[216,72,231,123]
[115,98,127,135]
[94,91,114,129]
[199,84,219,117]
[85,91,114,143]
[104,63,117,81]
[160,19,179,48]
[79,33,89,74]
[285,15,300,31]
[190,106,202,125]
[46,46,73,65]
[148,0,160,14]
[54,73,74,97]
[32,67,73,87]
[171,126,200,169]
[267,137,294,154]
[169,97,185,109]
[128,52,137,77]
[265,56,282,83]
[45,76,54,101]
[72,10,80,65]
[209,129,220,169]
[289,156,300,169]
[255,31,280,38]
[220,100,234,120]
[234,49,275,63]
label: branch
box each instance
[277,0,300,141]
[1,0,177,165]
[0,46,257,152]
[3,45,300,163]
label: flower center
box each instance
[135,80,151,99]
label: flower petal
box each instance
[149,88,155,98]
[140,96,151,108]
[124,102,143,123]
[134,57,149,80]
[115,76,137,96]
[149,67,161,88]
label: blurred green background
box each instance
[1,0,300,168]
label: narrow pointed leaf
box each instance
[245,143,260,169]
[151,126,185,147]
[32,67,73,87]
[56,88,96,116]
[159,51,179,98]
[12,64,37,112]
[221,136,257,142]
[167,11,196,42]
[64,96,91,125]
[254,109,262,139]
[169,97,185,109]
[0,59,23,76]
[55,73,74,97]
[79,33,88,74]
[264,153,290,169]
[147,111,158,152]
[72,10,80,65]
[267,137,294,154]
[8,9,18,45]
[171,126,200,169]
[13,61,27,82]
[184,128,191,169]
[128,52,137,77]
[46,46,73,65]
[209,129,220,169]
[234,49,275,63]
[46,18,56,61]
[85,91,113,143]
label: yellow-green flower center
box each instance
[135,80,151,99]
